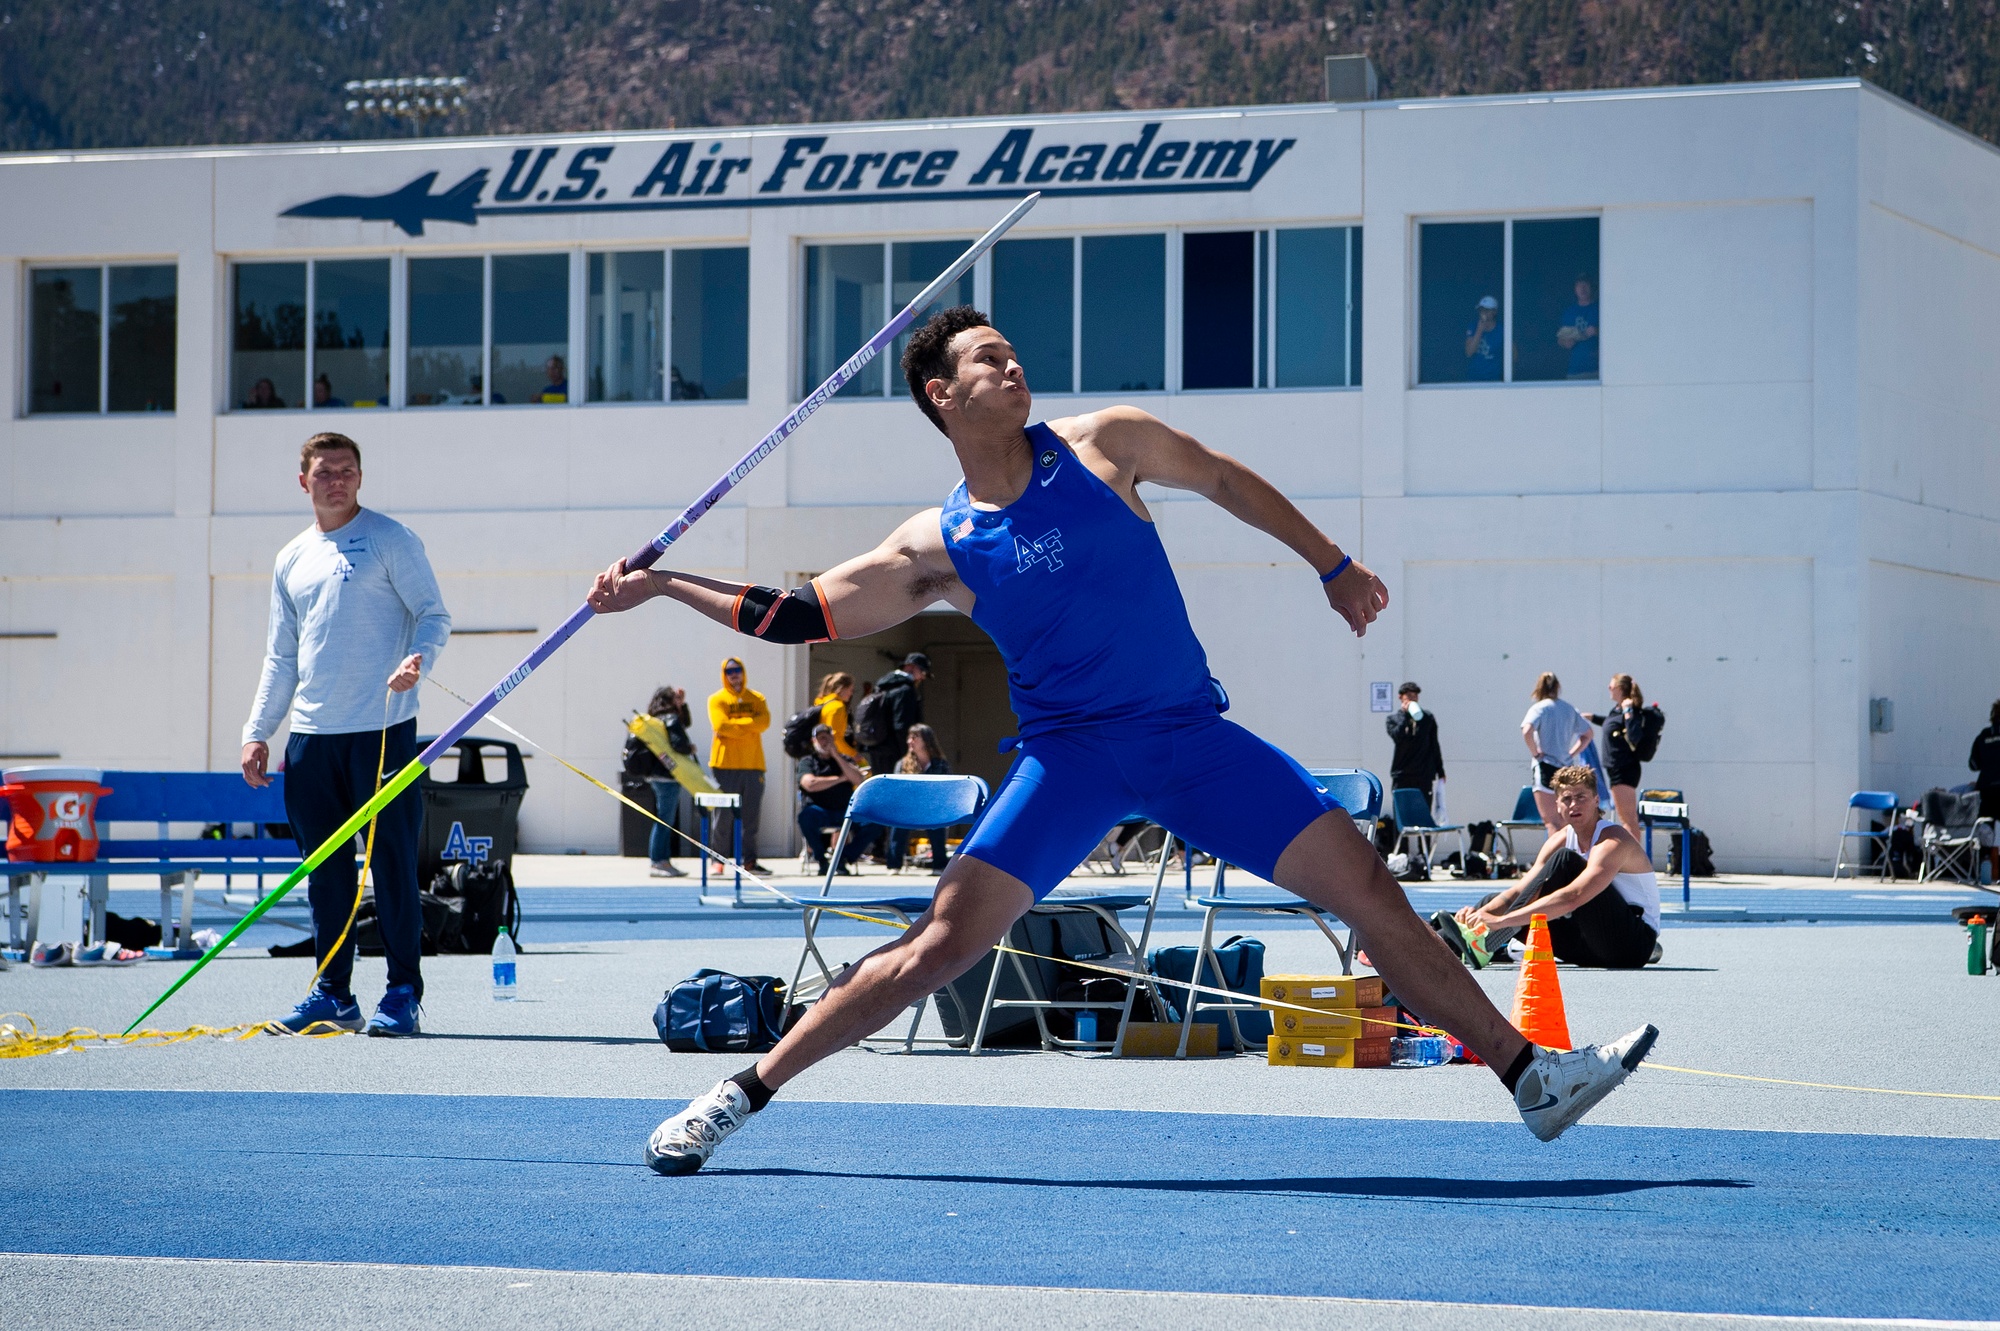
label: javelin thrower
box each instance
[590,306,1658,1175]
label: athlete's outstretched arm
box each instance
[586,508,969,640]
[1074,406,1390,636]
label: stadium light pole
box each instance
[343,76,471,135]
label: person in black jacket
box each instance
[865,652,930,776]
[1587,674,1648,832]
[1971,699,2000,881]
[622,685,694,877]
[1385,682,1445,811]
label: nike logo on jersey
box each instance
[1037,448,1062,487]
[1014,528,1065,573]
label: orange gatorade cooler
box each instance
[1,767,112,863]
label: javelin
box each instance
[126,192,1042,1034]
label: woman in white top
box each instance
[1446,764,1661,969]
[1521,671,1591,836]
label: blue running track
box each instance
[6,1091,1993,1320]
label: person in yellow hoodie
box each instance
[708,656,772,872]
[813,671,860,761]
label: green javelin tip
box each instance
[122,755,431,1035]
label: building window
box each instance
[990,237,1073,395]
[588,247,750,403]
[405,257,484,406]
[1083,234,1166,393]
[491,253,570,404]
[802,240,973,399]
[671,248,749,401]
[30,263,177,415]
[235,259,391,410]
[1417,216,1598,385]
[1179,227,1362,392]
[588,251,664,403]
[312,259,390,408]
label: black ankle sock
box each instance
[728,1066,775,1112]
[1500,1044,1538,1094]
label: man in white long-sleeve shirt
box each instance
[242,432,450,1036]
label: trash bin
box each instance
[417,736,527,884]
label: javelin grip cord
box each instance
[124,193,1041,1035]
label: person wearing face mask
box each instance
[1385,681,1446,816]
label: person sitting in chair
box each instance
[1437,764,1661,970]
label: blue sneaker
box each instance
[365,984,422,1038]
[275,986,363,1033]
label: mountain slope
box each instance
[3,0,1996,152]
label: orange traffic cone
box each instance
[1509,913,1572,1051]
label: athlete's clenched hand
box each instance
[1323,558,1389,637]
[588,558,657,614]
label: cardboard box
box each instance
[1260,974,1388,1010]
[1270,1005,1403,1041]
[1267,1036,1394,1068]
[1116,1021,1220,1058]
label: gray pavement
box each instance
[8,912,1999,1329]
[5,921,1997,1140]
[6,1255,1993,1331]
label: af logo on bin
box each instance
[442,821,494,866]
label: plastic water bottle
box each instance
[491,927,517,1000]
[1390,1034,1449,1067]
[1074,1011,1098,1043]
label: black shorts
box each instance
[1605,755,1641,789]
[1548,888,1657,970]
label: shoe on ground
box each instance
[742,861,768,875]
[645,1079,754,1176]
[1649,939,1664,964]
[275,986,363,1033]
[1515,1024,1659,1142]
[648,860,686,878]
[73,942,143,967]
[1429,911,1492,968]
[30,941,74,968]
[365,983,422,1037]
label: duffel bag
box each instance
[654,969,788,1052]
[1148,934,1268,1049]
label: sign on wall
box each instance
[281,120,1299,236]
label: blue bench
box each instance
[3,771,346,957]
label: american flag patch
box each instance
[951,517,975,542]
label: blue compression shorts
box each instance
[956,713,1343,899]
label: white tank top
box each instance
[1563,823,1661,933]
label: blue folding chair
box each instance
[969,884,1163,1055]
[785,773,989,1052]
[1496,785,1545,864]
[1833,791,1900,881]
[1139,768,1384,1058]
[1391,786,1463,874]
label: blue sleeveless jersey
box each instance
[940,422,1218,737]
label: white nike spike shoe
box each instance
[645,1080,754,1176]
[1515,1024,1659,1142]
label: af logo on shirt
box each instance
[1014,527,1065,573]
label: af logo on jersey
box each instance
[1014,527,1065,573]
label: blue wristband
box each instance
[1320,555,1352,585]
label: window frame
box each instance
[1410,211,1600,390]
[1178,223,1362,394]
[795,223,1363,405]
[24,259,179,418]
[224,245,752,413]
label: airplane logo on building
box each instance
[278,123,1295,235]
[282,169,487,237]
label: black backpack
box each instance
[1632,704,1667,762]
[852,688,895,750]
[781,702,825,759]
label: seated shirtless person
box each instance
[1441,765,1662,969]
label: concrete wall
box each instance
[3,81,1997,868]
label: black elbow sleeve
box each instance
[732,582,833,644]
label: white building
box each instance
[3,77,1996,872]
